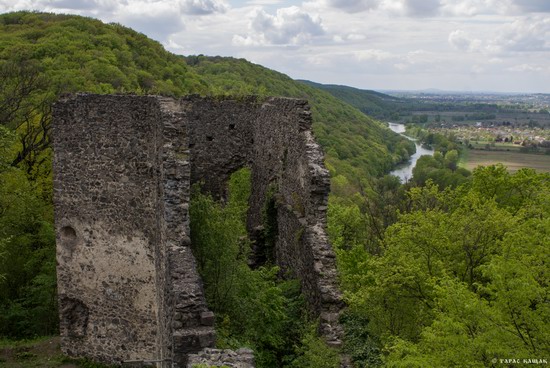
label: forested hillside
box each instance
[299,80,408,121]
[0,9,410,355]
[1,10,548,368]
[186,56,415,180]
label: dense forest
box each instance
[0,11,548,368]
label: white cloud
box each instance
[405,49,433,64]
[0,0,119,13]
[346,33,366,40]
[354,49,392,61]
[48,0,117,11]
[324,0,381,13]
[448,29,481,52]
[512,0,550,13]
[490,16,550,52]
[441,0,514,16]
[403,0,440,17]
[233,6,324,46]
[471,64,484,73]
[440,0,550,16]
[507,64,545,72]
[180,0,227,15]
[114,1,185,41]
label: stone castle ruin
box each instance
[53,94,345,367]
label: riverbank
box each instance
[388,123,434,182]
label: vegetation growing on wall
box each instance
[1,11,548,368]
[190,168,339,368]
[0,11,410,340]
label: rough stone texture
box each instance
[54,95,166,364]
[53,94,345,367]
[187,348,255,368]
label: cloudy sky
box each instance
[2,0,550,93]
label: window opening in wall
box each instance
[255,183,278,267]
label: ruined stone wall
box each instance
[54,95,215,367]
[251,100,344,346]
[54,94,345,367]
[185,97,344,346]
[184,96,256,198]
[157,98,215,367]
[53,95,165,363]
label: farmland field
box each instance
[461,149,550,173]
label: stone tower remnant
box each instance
[53,94,345,367]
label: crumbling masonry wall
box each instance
[53,94,344,366]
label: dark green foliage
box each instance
[0,336,118,367]
[341,312,382,367]
[286,323,340,368]
[411,152,471,188]
[258,184,278,266]
[405,125,461,154]
[0,164,56,338]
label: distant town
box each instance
[386,90,550,112]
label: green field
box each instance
[461,149,550,173]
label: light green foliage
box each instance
[0,12,205,96]
[287,323,340,368]
[334,167,550,365]
[412,152,470,189]
[189,170,251,313]
[327,174,406,258]
[405,126,471,188]
[327,197,369,252]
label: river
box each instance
[388,123,434,182]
